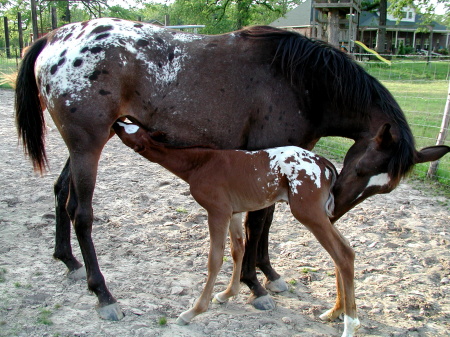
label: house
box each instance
[270,0,450,54]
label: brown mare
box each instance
[15,18,449,332]
[110,121,360,332]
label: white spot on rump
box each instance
[35,18,204,107]
[117,121,139,134]
[264,146,324,194]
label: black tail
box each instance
[15,37,49,173]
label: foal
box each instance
[113,121,359,335]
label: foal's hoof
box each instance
[67,267,86,281]
[248,294,276,310]
[176,315,190,326]
[264,278,288,293]
[319,308,342,322]
[96,303,124,321]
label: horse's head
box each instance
[331,123,450,222]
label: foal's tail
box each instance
[15,37,49,174]
[325,163,338,218]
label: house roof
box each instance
[270,0,313,28]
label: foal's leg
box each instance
[53,158,85,279]
[291,203,359,337]
[176,211,230,325]
[319,265,345,321]
[214,213,244,303]
[66,146,123,321]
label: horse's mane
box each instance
[240,26,416,179]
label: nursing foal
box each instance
[113,121,359,335]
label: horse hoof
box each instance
[96,303,124,321]
[212,292,228,304]
[264,278,288,293]
[248,294,276,310]
[67,267,86,281]
[176,315,190,326]
[319,308,342,322]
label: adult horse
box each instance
[15,18,448,333]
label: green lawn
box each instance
[0,56,19,88]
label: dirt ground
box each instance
[1,87,449,337]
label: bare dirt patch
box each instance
[1,88,449,336]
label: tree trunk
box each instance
[376,0,387,53]
[328,9,340,48]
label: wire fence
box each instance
[315,56,450,188]
[1,47,449,187]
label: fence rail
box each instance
[1,47,450,187]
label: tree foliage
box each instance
[0,0,448,49]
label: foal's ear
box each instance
[415,145,450,164]
[375,123,393,150]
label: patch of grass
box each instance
[362,60,450,81]
[288,279,297,286]
[301,267,318,274]
[175,207,188,214]
[223,256,229,262]
[158,316,167,326]
[0,268,7,283]
[37,308,53,325]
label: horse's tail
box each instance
[15,37,49,174]
[325,162,338,218]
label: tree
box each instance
[327,0,340,48]
[168,0,301,34]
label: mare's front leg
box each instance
[241,206,286,310]
[176,211,230,325]
[213,213,244,303]
[53,158,85,279]
[67,147,123,321]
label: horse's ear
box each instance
[415,145,450,164]
[375,123,393,150]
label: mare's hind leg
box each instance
[53,158,85,279]
[67,145,123,321]
[176,211,230,325]
[213,213,244,303]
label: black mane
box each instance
[240,26,416,179]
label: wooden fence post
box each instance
[427,79,450,178]
[3,17,11,58]
[18,12,23,55]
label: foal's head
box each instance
[112,121,163,153]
